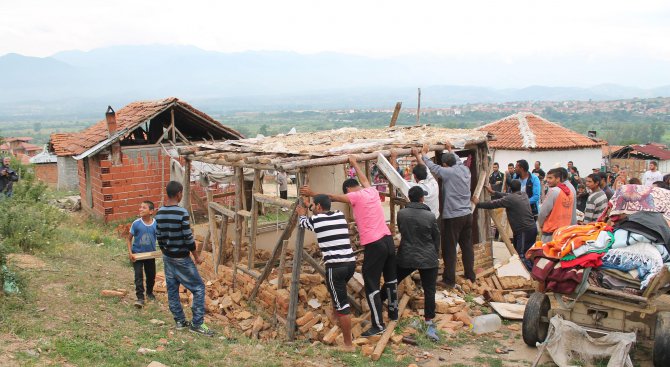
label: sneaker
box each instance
[134,299,144,308]
[361,325,385,337]
[425,321,439,342]
[175,320,191,330]
[190,323,215,337]
[147,294,156,302]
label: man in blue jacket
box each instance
[514,159,541,221]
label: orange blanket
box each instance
[531,222,608,259]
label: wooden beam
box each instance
[181,158,193,219]
[170,107,176,144]
[206,189,219,258]
[253,193,293,208]
[232,166,244,290]
[213,191,236,199]
[215,214,228,274]
[371,294,411,361]
[287,174,306,340]
[249,199,300,301]
[248,170,261,269]
[133,250,162,260]
[209,202,236,218]
[489,211,517,258]
[389,102,402,127]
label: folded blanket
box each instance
[601,243,663,289]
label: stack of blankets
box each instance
[527,185,670,295]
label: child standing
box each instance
[155,181,214,336]
[127,200,157,308]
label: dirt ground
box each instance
[0,232,664,366]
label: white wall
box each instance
[491,148,603,172]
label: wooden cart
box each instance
[522,267,670,367]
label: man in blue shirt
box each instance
[514,159,540,221]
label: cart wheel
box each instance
[522,292,550,347]
[653,312,670,367]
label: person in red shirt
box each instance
[301,156,397,337]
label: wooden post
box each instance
[232,167,243,290]
[388,181,396,235]
[272,239,289,325]
[206,189,218,256]
[170,107,176,144]
[248,169,261,269]
[389,102,402,127]
[249,199,300,301]
[215,214,228,274]
[181,158,193,218]
[287,172,306,340]
[416,88,421,125]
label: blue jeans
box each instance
[163,255,205,327]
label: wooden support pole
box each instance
[287,172,306,341]
[206,189,218,255]
[232,166,243,290]
[388,181,396,235]
[371,294,411,361]
[215,215,228,274]
[248,170,261,269]
[170,107,176,144]
[181,158,193,218]
[272,239,289,326]
[489,211,516,257]
[209,202,236,218]
[389,102,402,127]
[249,199,300,301]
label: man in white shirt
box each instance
[643,161,664,187]
[390,148,440,218]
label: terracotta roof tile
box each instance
[50,97,242,156]
[477,113,603,150]
[631,143,670,160]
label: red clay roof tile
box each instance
[477,113,603,150]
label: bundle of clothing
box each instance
[527,207,670,296]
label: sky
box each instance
[2,0,669,60]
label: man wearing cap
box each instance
[419,142,474,288]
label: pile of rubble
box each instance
[152,246,535,352]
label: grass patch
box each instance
[473,356,504,367]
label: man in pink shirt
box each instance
[301,156,397,337]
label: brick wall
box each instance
[97,148,171,222]
[34,163,58,187]
[455,242,493,272]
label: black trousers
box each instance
[384,267,438,320]
[133,259,156,300]
[363,235,397,329]
[513,226,538,270]
[441,214,475,285]
[279,190,288,200]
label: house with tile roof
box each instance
[607,143,670,179]
[477,112,604,173]
[49,97,243,222]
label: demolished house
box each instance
[49,97,243,222]
[152,125,536,358]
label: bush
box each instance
[0,161,61,252]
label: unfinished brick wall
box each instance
[455,242,493,272]
[34,163,58,187]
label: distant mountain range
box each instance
[1,45,669,117]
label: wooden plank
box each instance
[232,167,243,290]
[375,153,409,199]
[287,173,306,341]
[491,275,504,290]
[215,215,227,274]
[471,169,487,211]
[181,158,193,218]
[248,170,261,269]
[490,211,517,258]
[237,210,252,218]
[209,202,236,218]
[133,250,162,261]
[371,294,411,361]
[253,193,293,208]
[212,191,236,199]
[272,240,289,326]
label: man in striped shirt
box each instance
[581,173,608,224]
[155,181,213,337]
[298,194,356,352]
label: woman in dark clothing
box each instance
[576,184,589,212]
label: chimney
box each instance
[105,106,117,137]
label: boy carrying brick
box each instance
[155,181,214,336]
[127,200,157,308]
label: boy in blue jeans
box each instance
[155,181,214,336]
[127,200,158,308]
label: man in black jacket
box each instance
[473,180,537,269]
[382,186,440,341]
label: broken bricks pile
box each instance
[151,249,535,349]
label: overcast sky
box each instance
[2,0,669,60]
